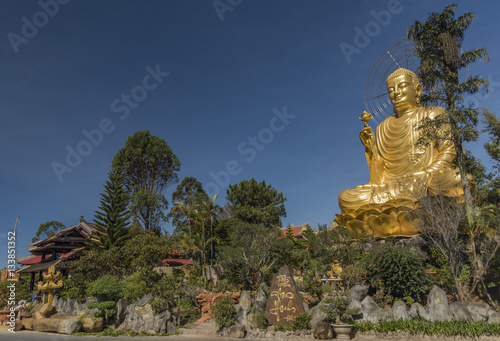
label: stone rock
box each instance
[313,320,333,340]
[377,308,394,322]
[302,328,309,335]
[257,283,268,303]
[392,300,408,320]
[39,303,56,318]
[58,318,83,334]
[229,325,246,338]
[52,296,97,317]
[350,285,369,302]
[115,298,128,326]
[310,303,328,328]
[450,302,472,321]
[33,318,60,333]
[348,299,363,320]
[13,319,23,331]
[466,302,495,322]
[166,321,177,334]
[265,331,273,339]
[295,329,302,336]
[216,327,230,337]
[22,317,33,330]
[117,293,174,334]
[240,291,253,311]
[236,291,253,326]
[427,286,450,322]
[409,303,430,321]
[33,317,82,334]
[360,295,380,322]
[488,312,500,323]
[265,265,305,325]
[275,331,286,339]
[32,311,45,320]
[303,302,309,312]
[81,317,104,333]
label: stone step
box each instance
[178,320,218,336]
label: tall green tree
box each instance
[226,178,286,227]
[112,130,180,234]
[32,221,65,243]
[91,167,131,250]
[167,176,208,233]
[407,4,489,226]
[200,194,222,261]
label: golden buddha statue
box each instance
[336,68,463,237]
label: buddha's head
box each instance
[386,68,422,115]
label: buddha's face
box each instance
[386,75,421,114]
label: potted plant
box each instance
[320,290,360,339]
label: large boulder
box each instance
[466,302,495,322]
[360,295,380,322]
[489,312,500,323]
[450,303,472,321]
[58,319,83,334]
[22,317,34,330]
[236,291,253,326]
[350,285,369,303]
[32,318,60,333]
[81,317,104,333]
[310,303,328,328]
[313,320,333,340]
[392,300,408,320]
[229,325,246,338]
[39,303,56,318]
[33,317,82,334]
[114,298,128,326]
[427,286,450,322]
[117,293,174,334]
[409,303,430,321]
[449,302,495,322]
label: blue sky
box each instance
[1,0,500,267]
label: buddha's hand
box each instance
[359,126,375,151]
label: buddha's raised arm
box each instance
[359,125,384,184]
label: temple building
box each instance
[17,220,94,290]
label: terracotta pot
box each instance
[332,324,353,339]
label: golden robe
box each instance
[338,106,462,225]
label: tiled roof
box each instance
[281,224,306,238]
[162,258,193,266]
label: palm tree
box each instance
[170,200,198,236]
[200,195,223,262]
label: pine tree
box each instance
[407,4,489,226]
[91,167,131,249]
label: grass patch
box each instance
[355,319,500,338]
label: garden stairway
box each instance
[178,320,218,337]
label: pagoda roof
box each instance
[29,222,93,253]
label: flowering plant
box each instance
[299,269,323,301]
